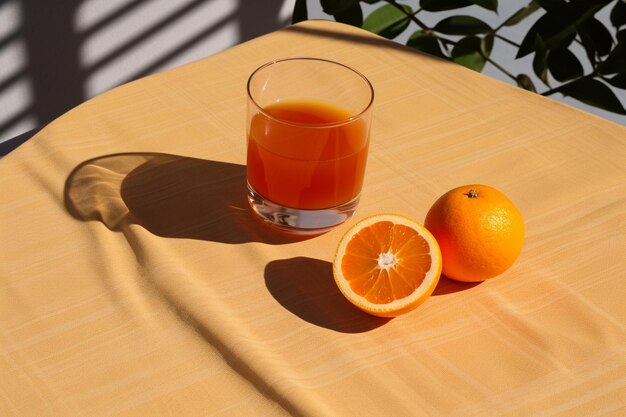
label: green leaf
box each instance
[547,47,584,81]
[420,0,498,12]
[406,31,448,59]
[434,16,492,35]
[420,0,473,12]
[578,17,613,57]
[610,0,626,28]
[534,0,565,11]
[516,74,537,92]
[598,41,626,75]
[517,2,601,58]
[362,4,413,39]
[504,1,540,27]
[517,14,570,58]
[532,35,549,83]
[481,32,494,56]
[292,0,308,24]
[451,36,488,71]
[470,0,498,12]
[557,78,626,115]
[321,0,358,15]
[334,2,363,27]
[579,24,598,64]
[607,73,626,89]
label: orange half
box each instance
[333,214,442,317]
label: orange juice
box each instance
[247,99,369,210]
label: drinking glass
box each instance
[246,58,374,234]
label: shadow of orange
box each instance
[265,257,390,333]
[432,275,482,296]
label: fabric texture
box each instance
[1,20,625,416]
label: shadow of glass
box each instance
[64,152,306,244]
[432,275,482,296]
[265,257,390,333]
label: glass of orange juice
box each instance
[246,58,374,234]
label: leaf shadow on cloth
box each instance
[64,152,308,244]
[265,257,391,333]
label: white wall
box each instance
[0,0,295,143]
[0,0,623,144]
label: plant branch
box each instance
[540,73,595,96]
[493,0,536,32]
[495,34,520,48]
[436,37,518,82]
[484,56,518,82]
[381,0,429,31]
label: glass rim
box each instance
[246,57,375,128]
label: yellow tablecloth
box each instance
[1,20,625,416]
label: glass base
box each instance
[247,183,359,235]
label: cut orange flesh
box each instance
[333,214,442,317]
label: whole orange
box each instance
[424,184,524,282]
